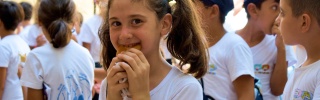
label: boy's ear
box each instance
[301,14,311,33]
[247,3,258,19]
[0,20,3,28]
[160,14,172,36]
[207,4,220,19]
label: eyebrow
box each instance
[109,14,147,20]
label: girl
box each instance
[20,0,95,99]
[99,0,208,99]
[0,1,30,100]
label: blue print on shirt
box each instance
[57,70,92,100]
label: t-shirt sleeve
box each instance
[285,45,297,67]
[0,45,10,67]
[25,28,38,46]
[172,82,203,100]
[227,44,255,82]
[20,52,44,89]
[98,79,107,100]
[79,23,94,44]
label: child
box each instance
[237,0,297,99]
[277,0,320,99]
[194,0,255,99]
[20,0,95,99]
[15,2,33,34]
[0,1,30,100]
[98,0,208,99]
[78,0,107,68]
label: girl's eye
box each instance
[111,21,121,27]
[132,19,143,25]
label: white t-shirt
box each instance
[295,45,307,67]
[19,24,43,46]
[283,60,320,100]
[203,32,255,100]
[20,40,95,99]
[78,15,103,62]
[0,35,30,100]
[99,67,203,100]
[251,35,297,100]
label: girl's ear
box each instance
[160,14,172,36]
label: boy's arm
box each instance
[27,88,43,100]
[270,23,288,96]
[233,75,255,100]
[0,67,7,99]
[270,47,287,96]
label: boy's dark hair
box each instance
[20,2,33,21]
[0,1,24,31]
[38,0,75,48]
[288,0,320,26]
[99,0,209,78]
[244,0,280,18]
[201,0,234,24]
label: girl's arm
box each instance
[27,88,43,100]
[0,68,7,99]
[233,75,255,100]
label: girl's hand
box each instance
[106,57,129,100]
[117,48,150,99]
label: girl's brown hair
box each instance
[38,0,75,48]
[99,0,208,78]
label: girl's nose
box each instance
[119,26,133,40]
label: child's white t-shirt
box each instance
[295,45,307,67]
[0,35,30,100]
[20,40,95,99]
[19,24,43,46]
[203,32,255,100]
[251,35,297,100]
[283,60,320,100]
[98,67,203,100]
[78,15,103,62]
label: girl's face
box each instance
[108,0,163,57]
[255,0,280,34]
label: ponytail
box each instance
[167,0,209,78]
[37,0,75,48]
[47,20,71,48]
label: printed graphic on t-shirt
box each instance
[208,64,217,75]
[57,70,92,100]
[19,53,27,62]
[254,64,272,74]
[294,89,313,100]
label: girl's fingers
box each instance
[117,53,139,71]
[118,62,136,78]
[107,64,126,84]
[128,48,148,64]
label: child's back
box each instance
[21,40,94,99]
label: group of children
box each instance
[0,0,319,100]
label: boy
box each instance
[277,0,320,99]
[238,0,297,99]
[0,1,30,100]
[194,0,255,99]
